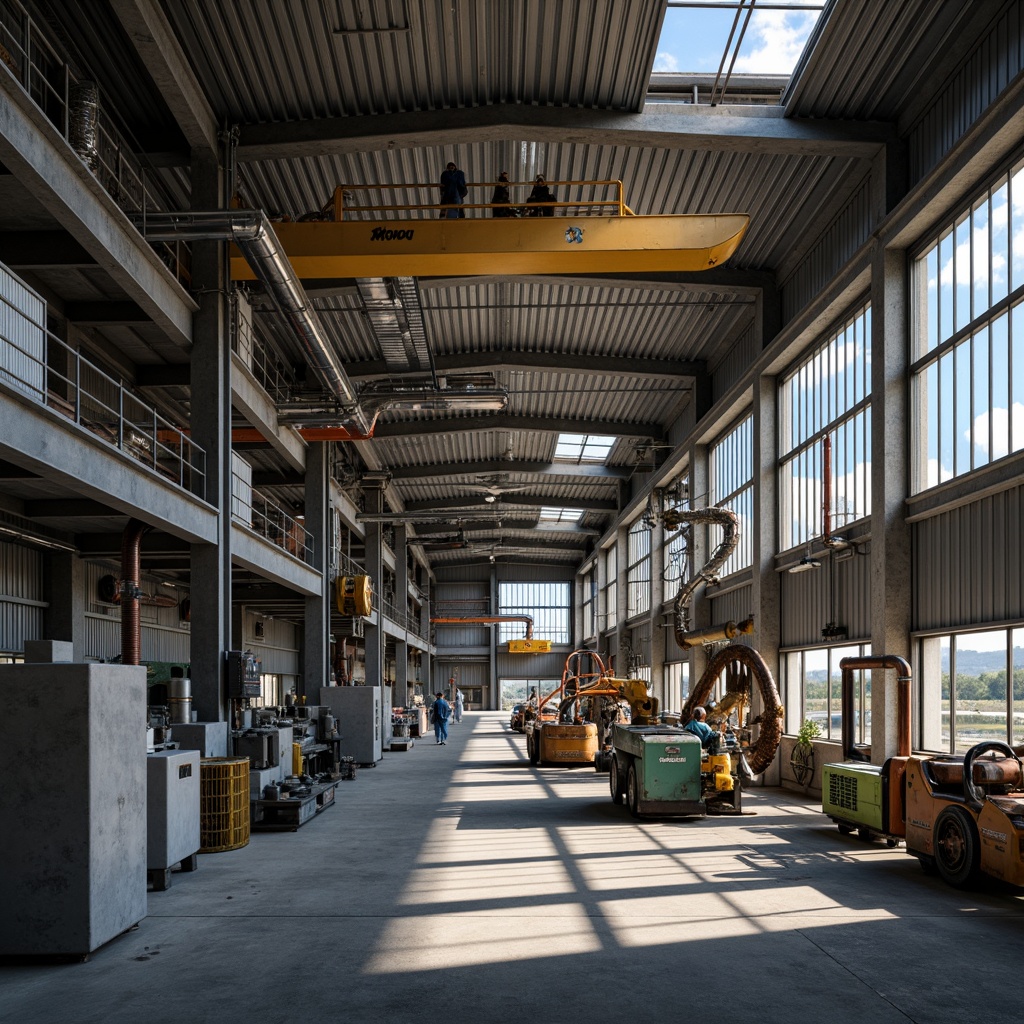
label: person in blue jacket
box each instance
[432,691,451,744]
[682,706,718,749]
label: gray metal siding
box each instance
[780,552,871,649]
[907,3,1024,185]
[913,485,1024,630]
[0,541,44,652]
[780,175,873,324]
[712,322,759,401]
[0,263,46,402]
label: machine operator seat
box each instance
[926,755,1023,795]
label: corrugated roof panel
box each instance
[159,0,663,120]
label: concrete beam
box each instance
[1,394,217,544]
[108,0,220,156]
[372,413,663,440]
[0,72,195,350]
[230,525,323,597]
[65,301,150,326]
[0,231,95,268]
[230,352,307,473]
[347,351,705,382]
[234,104,892,162]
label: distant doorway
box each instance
[499,678,560,710]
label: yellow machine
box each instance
[525,651,626,767]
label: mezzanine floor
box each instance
[2,711,1022,1024]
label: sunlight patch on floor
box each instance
[363,905,601,972]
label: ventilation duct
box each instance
[139,211,372,436]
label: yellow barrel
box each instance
[199,757,250,853]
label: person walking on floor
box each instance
[439,161,467,219]
[453,688,464,723]
[432,691,451,744]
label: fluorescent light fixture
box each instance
[788,555,821,574]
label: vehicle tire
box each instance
[837,822,856,835]
[626,762,641,819]
[528,732,540,765]
[933,805,980,888]
[609,757,624,805]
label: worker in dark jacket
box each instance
[439,161,467,218]
[491,170,515,216]
[525,174,556,216]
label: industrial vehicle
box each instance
[606,505,784,817]
[823,655,1024,888]
[525,650,624,766]
[509,703,525,733]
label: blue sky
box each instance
[654,2,825,75]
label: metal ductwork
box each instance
[356,277,435,379]
[140,210,372,436]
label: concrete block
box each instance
[23,639,75,663]
[0,662,147,957]
[147,750,201,871]
[173,720,229,757]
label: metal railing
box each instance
[313,180,634,221]
[0,0,188,279]
[335,551,368,579]
[0,291,205,497]
[231,470,312,564]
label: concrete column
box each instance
[613,525,628,675]
[42,551,85,657]
[301,441,330,697]
[489,564,498,709]
[688,443,711,684]
[870,245,912,759]
[394,523,409,706]
[753,373,782,784]
[363,477,385,687]
[188,152,230,722]
[649,515,667,706]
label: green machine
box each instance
[608,725,740,818]
[822,761,886,834]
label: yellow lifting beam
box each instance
[227,181,749,279]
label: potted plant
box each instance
[790,719,821,786]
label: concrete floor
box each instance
[3,711,1023,1024]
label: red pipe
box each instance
[839,655,912,760]
[120,519,151,666]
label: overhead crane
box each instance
[228,180,749,280]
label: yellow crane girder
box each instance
[229,213,749,280]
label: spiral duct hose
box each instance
[681,644,783,777]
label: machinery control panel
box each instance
[226,650,262,699]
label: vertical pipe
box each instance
[120,519,151,666]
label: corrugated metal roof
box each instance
[158,0,664,121]
[784,0,984,120]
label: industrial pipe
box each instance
[838,655,912,762]
[678,615,754,651]
[139,211,372,435]
[430,615,533,639]
[120,519,151,667]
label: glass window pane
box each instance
[804,649,828,737]
[1014,302,1024,454]
[973,196,990,319]
[973,326,989,469]
[1012,163,1024,292]
[955,340,971,474]
[923,246,939,355]
[955,214,971,332]
[939,229,954,344]
[1014,629,1024,746]
[991,313,1009,461]
[939,350,954,481]
[992,182,1009,304]
[954,630,1008,752]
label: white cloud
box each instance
[733,11,818,75]
[653,51,680,73]
[970,403,1024,461]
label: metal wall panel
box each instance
[780,551,871,648]
[0,540,44,654]
[907,3,1024,185]
[712,323,758,402]
[913,485,1024,630]
[242,612,300,676]
[709,586,754,632]
[780,175,873,323]
[0,263,45,401]
[496,650,566,679]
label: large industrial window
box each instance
[911,158,1024,492]
[626,519,651,619]
[709,415,753,576]
[778,303,872,550]
[916,626,1024,753]
[579,568,597,641]
[664,660,690,714]
[497,582,571,644]
[782,643,872,742]
[601,545,617,631]
[662,474,690,586]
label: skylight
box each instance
[554,433,617,464]
[654,1,826,78]
[539,507,585,524]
